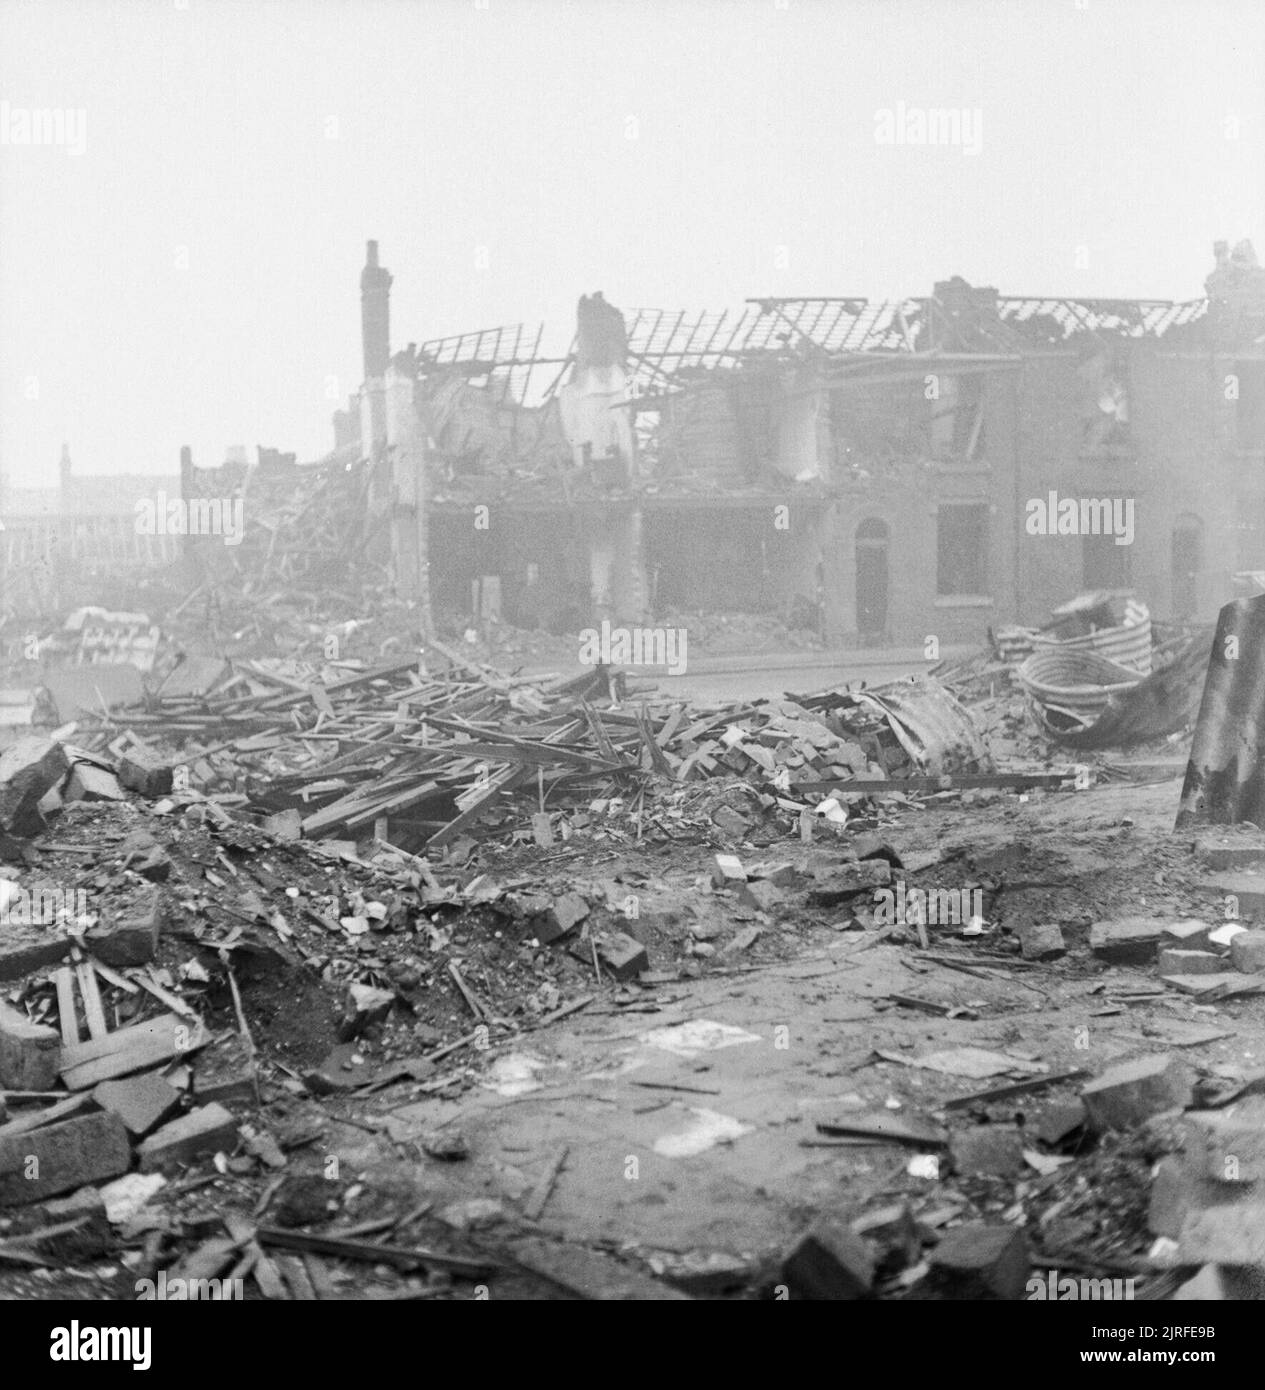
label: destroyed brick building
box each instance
[343,238,1265,647]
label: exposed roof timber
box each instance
[409,294,1212,404]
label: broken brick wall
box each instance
[642,503,822,621]
[1012,343,1242,629]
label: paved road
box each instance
[626,658,927,704]
[526,645,971,705]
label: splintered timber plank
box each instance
[53,968,80,1047]
[255,1227,498,1279]
[426,765,531,849]
[73,957,109,1040]
[59,1013,206,1090]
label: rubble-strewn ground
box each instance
[5,689,1263,1299]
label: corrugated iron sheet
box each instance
[1041,631,1210,749]
[1028,612,1152,674]
[850,678,993,775]
[1017,649,1142,732]
[1175,596,1265,828]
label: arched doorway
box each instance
[856,517,889,644]
[1171,514,1203,621]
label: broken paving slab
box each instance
[1089,918,1164,964]
[92,1069,184,1137]
[1162,971,1265,998]
[1156,948,1226,976]
[1196,835,1265,871]
[1162,919,1217,949]
[0,1108,130,1205]
[1080,1053,1192,1131]
[137,1102,239,1172]
[64,761,125,803]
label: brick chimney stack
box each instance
[360,239,393,381]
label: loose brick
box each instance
[1089,918,1164,964]
[0,737,70,836]
[1037,1100,1087,1146]
[64,762,124,803]
[782,1218,875,1299]
[118,746,174,798]
[336,982,395,1042]
[92,1070,183,1137]
[1163,971,1250,995]
[595,931,648,981]
[85,885,163,966]
[808,860,891,906]
[1158,948,1228,976]
[1231,929,1265,974]
[737,880,783,914]
[537,892,589,944]
[929,1224,1029,1301]
[0,999,60,1089]
[1081,1053,1192,1131]
[0,1109,130,1205]
[710,854,747,888]
[137,1102,238,1172]
[0,927,71,983]
[1018,922,1066,961]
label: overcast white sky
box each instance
[1,0,1262,488]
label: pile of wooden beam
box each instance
[61,645,1010,853]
